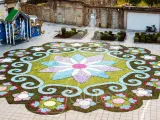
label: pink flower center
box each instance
[72,64,87,69]
[112,98,125,104]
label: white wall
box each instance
[127,12,160,32]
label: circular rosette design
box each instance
[43,42,66,49]
[30,47,46,52]
[4,49,31,57]
[0,42,160,115]
[101,93,139,111]
[0,64,9,73]
[0,75,6,81]
[0,82,18,97]
[124,47,150,55]
[73,98,96,109]
[88,42,110,48]
[148,61,160,69]
[0,58,15,63]
[145,78,160,90]
[13,91,34,102]
[28,96,66,114]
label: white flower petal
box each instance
[72,69,80,76]
[80,58,87,64]
[57,61,72,65]
[57,68,73,72]
[81,68,91,76]
[70,58,78,64]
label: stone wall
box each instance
[21,1,124,29]
[83,7,124,29]
[21,1,84,26]
[84,0,117,7]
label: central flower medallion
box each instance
[40,54,121,83]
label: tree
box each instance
[129,0,141,5]
[144,0,160,5]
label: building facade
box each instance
[0,0,27,19]
[21,0,160,31]
[0,0,7,19]
[21,0,123,28]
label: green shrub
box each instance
[157,37,160,43]
[134,37,139,42]
[70,30,75,36]
[117,31,126,40]
[65,31,71,38]
[135,32,139,36]
[129,0,141,5]
[157,33,160,37]
[146,36,152,43]
[77,32,84,38]
[108,35,114,40]
[140,37,145,42]
[100,32,103,35]
[101,33,109,40]
[116,31,126,41]
[141,34,145,38]
[101,35,105,40]
[71,28,76,33]
[144,0,156,6]
[134,32,160,43]
[109,31,112,35]
[61,27,66,37]
[141,32,146,35]
[152,34,157,41]
[113,34,117,40]
[120,31,126,35]
[117,35,124,41]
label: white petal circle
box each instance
[79,100,90,106]
[137,90,148,95]
[18,93,29,99]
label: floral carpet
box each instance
[0,42,160,115]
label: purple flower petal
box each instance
[91,66,121,72]
[85,55,104,64]
[54,56,72,64]
[73,70,91,83]
[40,67,70,72]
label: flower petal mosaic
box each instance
[0,42,160,115]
